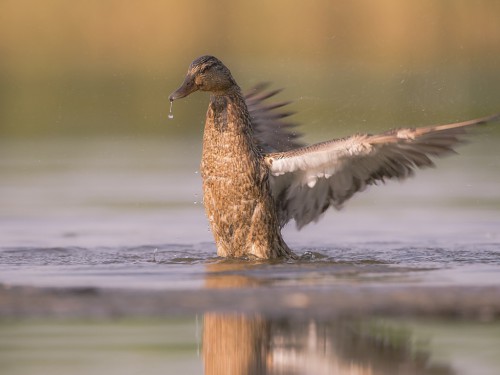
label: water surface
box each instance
[1,138,499,289]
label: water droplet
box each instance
[168,101,174,119]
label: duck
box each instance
[169,55,498,260]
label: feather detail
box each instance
[267,113,499,228]
[245,83,305,153]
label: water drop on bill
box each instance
[168,101,174,119]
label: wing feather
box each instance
[266,114,499,228]
[245,83,305,152]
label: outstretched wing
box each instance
[265,114,499,229]
[245,83,305,152]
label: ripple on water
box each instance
[0,241,499,289]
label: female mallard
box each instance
[169,55,498,260]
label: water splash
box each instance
[168,101,174,119]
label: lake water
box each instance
[1,137,500,374]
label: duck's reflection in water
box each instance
[203,263,455,375]
[203,313,455,375]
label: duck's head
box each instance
[169,55,236,102]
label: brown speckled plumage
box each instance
[200,90,292,258]
[169,55,499,259]
[170,56,293,259]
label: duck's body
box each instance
[169,55,498,260]
[201,88,292,258]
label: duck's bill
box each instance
[169,76,198,101]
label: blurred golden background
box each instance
[1,0,499,139]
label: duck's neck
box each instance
[201,86,262,179]
[205,87,258,150]
[209,87,248,128]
